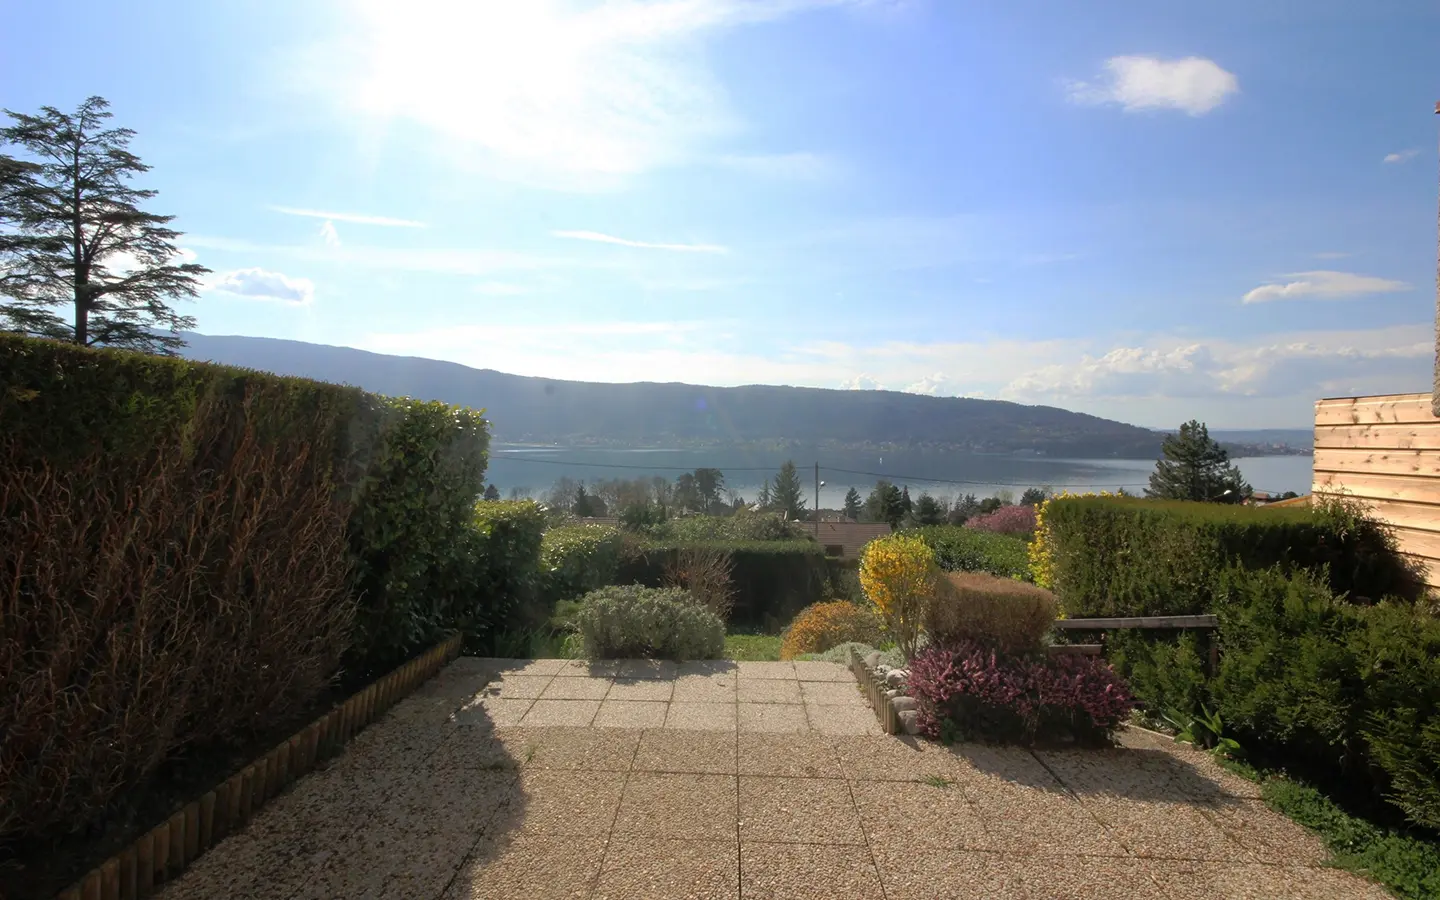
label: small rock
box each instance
[886,670,906,688]
[885,688,900,699]
[864,651,883,669]
[891,696,918,713]
[898,709,921,735]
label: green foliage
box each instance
[914,525,1032,581]
[770,459,807,520]
[795,642,905,667]
[1019,487,1048,507]
[912,492,946,526]
[1106,631,1209,727]
[1146,419,1250,502]
[724,632,785,661]
[1040,494,1417,617]
[345,397,492,670]
[464,500,547,639]
[652,510,807,542]
[617,538,828,630]
[540,523,627,604]
[573,584,725,660]
[619,499,668,531]
[865,480,906,527]
[1161,706,1243,759]
[842,486,863,520]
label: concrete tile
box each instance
[736,660,797,680]
[1201,798,1328,866]
[444,833,608,899]
[793,660,855,682]
[502,726,641,771]
[385,696,467,726]
[519,699,601,727]
[515,769,626,835]
[454,696,533,727]
[616,659,680,680]
[448,656,508,676]
[871,846,1010,900]
[799,680,865,705]
[496,659,568,677]
[414,671,495,703]
[559,658,620,676]
[539,675,612,700]
[999,854,1163,900]
[290,822,474,900]
[614,773,738,840]
[156,815,359,900]
[739,776,865,845]
[672,674,737,703]
[741,842,883,899]
[341,718,455,769]
[737,678,803,703]
[1079,796,1248,860]
[261,766,408,831]
[1144,860,1395,899]
[477,674,553,700]
[737,703,808,734]
[805,703,883,735]
[851,778,990,851]
[634,730,737,774]
[594,700,670,729]
[829,735,969,782]
[677,660,739,677]
[665,701,738,731]
[737,733,842,779]
[426,728,523,770]
[968,783,1128,858]
[593,838,739,900]
[606,679,675,701]
[1037,748,1196,801]
[375,769,520,835]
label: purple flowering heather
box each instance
[964,505,1037,538]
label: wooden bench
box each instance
[1050,614,1221,673]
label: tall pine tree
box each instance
[1146,420,1250,502]
[0,97,207,353]
[771,460,807,520]
[842,487,863,520]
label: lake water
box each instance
[487,446,1315,507]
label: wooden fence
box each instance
[1313,393,1440,592]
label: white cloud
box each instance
[270,206,426,228]
[318,220,342,248]
[1066,55,1239,115]
[552,230,728,254]
[316,0,863,188]
[717,152,842,180]
[207,268,315,305]
[1383,149,1419,164]
[186,234,577,277]
[472,282,532,296]
[1241,270,1409,304]
[839,374,886,391]
[902,373,949,395]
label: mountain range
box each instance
[175,333,1296,459]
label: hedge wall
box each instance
[616,539,828,630]
[914,525,1032,581]
[1038,495,1417,617]
[0,335,501,849]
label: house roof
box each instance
[811,521,893,559]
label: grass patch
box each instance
[918,774,956,789]
[1211,756,1440,899]
[724,632,783,661]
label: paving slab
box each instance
[154,659,1387,900]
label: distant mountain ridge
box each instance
[178,332,1175,457]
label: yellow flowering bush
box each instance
[859,533,938,659]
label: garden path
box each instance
[156,658,1387,900]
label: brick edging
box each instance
[849,649,900,735]
[54,634,463,900]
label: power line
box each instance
[492,454,778,472]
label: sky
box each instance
[3,0,1437,429]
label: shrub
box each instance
[662,545,736,621]
[616,539,827,630]
[465,501,548,640]
[964,504,1037,538]
[915,525,1032,581]
[780,602,885,660]
[1036,493,1418,617]
[573,584,725,660]
[541,523,626,603]
[653,510,807,542]
[859,532,939,659]
[907,641,1135,745]
[1105,630,1210,726]
[925,572,1057,653]
[795,642,905,667]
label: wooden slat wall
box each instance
[1314,393,1440,590]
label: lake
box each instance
[486,446,1315,507]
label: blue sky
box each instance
[5,0,1437,428]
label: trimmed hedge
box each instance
[540,523,627,604]
[915,525,1032,581]
[616,539,828,630]
[0,335,503,851]
[573,584,726,660]
[468,500,548,636]
[1037,495,1417,617]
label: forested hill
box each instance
[177,332,1169,458]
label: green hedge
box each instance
[540,523,627,604]
[1113,565,1440,834]
[0,335,502,851]
[468,500,548,636]
[1041,495,1417,617]
[616,539,828,630]
[914,525,1032,581]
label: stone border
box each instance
[849,648,900,735]
[53,634,463,900]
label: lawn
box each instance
[723,632,783,661]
